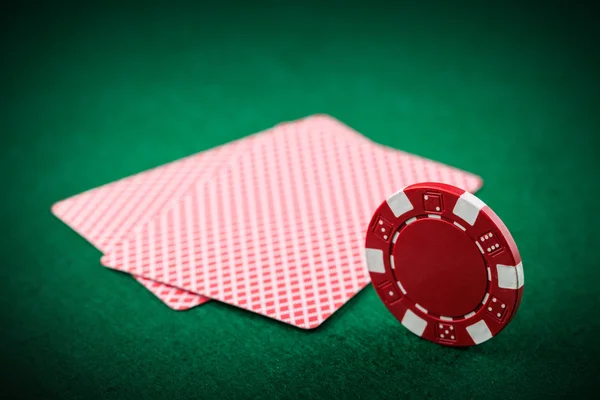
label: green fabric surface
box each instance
[2,1,599,398]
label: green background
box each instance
[2,1,599,398]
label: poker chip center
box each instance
[393,218,487,317]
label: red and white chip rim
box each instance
[365,182,524,346]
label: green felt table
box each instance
[2,1,599,399]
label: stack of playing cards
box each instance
[52,115,482,329]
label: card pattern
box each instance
[103,115,483,328]
[52,135,258,309]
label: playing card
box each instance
[102,115,483,328]
[51,130,265,310]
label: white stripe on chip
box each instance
[386,190,414,218]
[396,280,407,295]
[402,309,427,337]
[475,241,484,254]
[452,192,486,226]
[497,262,524,289]
[466,320,493,344]
[365,248,386,274]
[453,221,466,231]
[516,262,524,287]
[415,303,428,313]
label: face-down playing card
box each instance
[102,115,483,328]
[51,130,265,310]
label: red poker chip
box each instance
[365,182,524,347]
